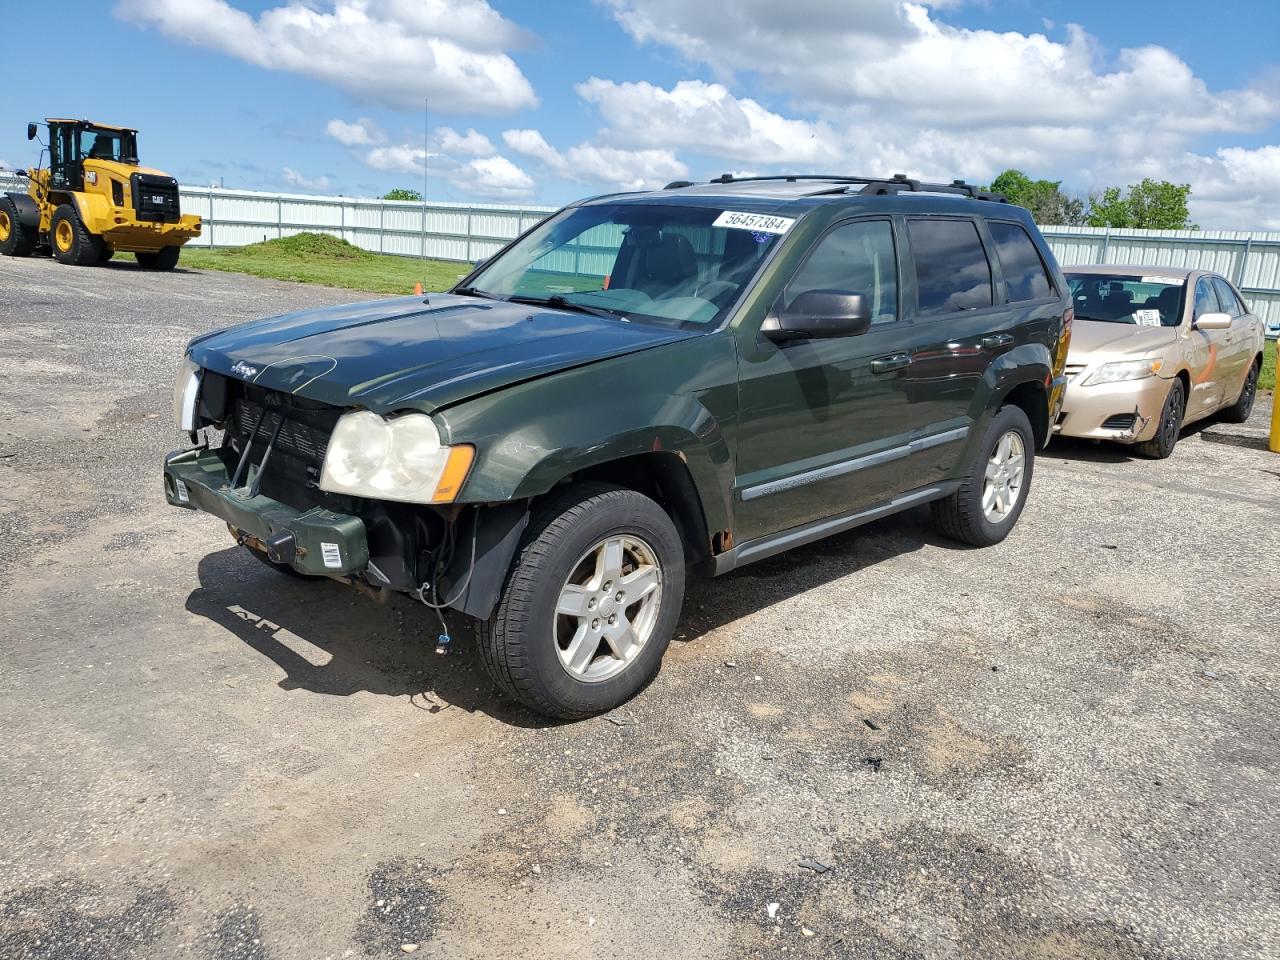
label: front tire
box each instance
[136,247,181,271]
[1218,359,1259,424]
[50,204,102,266]
[0,197,36,257]
[1134,378,1185,459]
[932,405,1035,547]
[478,484,685,720]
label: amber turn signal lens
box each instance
[431,445,476,503]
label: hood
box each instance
[187,293,699,412]
[1068,319,1179,360]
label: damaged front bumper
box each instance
[1053,375,1171,443]
[163,447,369,578]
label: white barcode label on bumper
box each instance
[320,542,342,568]
[175,479,189,504]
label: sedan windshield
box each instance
[462,202,790,330]
[1066,273,1184,327]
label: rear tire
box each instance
[50,204,102,266]
[0,197,36,257]
[136,246,181,271]
[1218,359,1259,424]
[932,405,1035,547]
[1134,379,1184,459]
[478,483,685,720]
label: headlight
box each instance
[172,356,201,432]
[1082,358,1163,386]
[319,411,475,504]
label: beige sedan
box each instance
[1055,265,1266,458]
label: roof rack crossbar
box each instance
[856,173,1007,203]
[693,172,1007,203]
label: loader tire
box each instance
[50,204,102,266]
[136,247,181,271]
[0,197,36,257]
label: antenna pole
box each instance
[420,98,429,260]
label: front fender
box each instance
[437,333,739,538]
[70,191,112,232]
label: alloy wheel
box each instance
[554,534,663,683]
[981,430,1025,523]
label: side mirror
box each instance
[1195,311,1231,331]
[762,290,872,341]
[26,122,37,141]
[473,257,488,270]
[14,169,27,178]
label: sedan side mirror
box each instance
[762,290,872,342]
[27,122,37,141]
[14,169,27,178]
[1195,311,1231,331]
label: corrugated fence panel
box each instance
[0,172,1274,333]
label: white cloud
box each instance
[448,156,535,200]
[325,117,384,147]
[116,0,538,113]
[596,0,1280,227]
[577,78,841,165]
[437,127,496,158]
[502,129,562,168]
[503,128,688,191]
[351,131,534,201]
[282,166,330,190]
[363,145,429,176]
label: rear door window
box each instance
[987,221,1054,302]
[1211,277,1244,317]
[907,219,994,316]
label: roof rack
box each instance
[693,172,1007,203]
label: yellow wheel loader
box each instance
[0,119,200,269]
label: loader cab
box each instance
[43,119,139,191]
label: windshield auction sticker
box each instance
[1141,276,1182,286]
[712,211,796,234]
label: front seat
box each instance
[1154,286,1181,326]
[635,233,699,299]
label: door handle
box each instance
[982,333,1014,349]
[870,353,912,374]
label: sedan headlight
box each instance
[1082,358,1163,386]
[172,356,201,432]
[319,411,475,504]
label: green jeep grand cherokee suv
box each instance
[165,174,1071,719]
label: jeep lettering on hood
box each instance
[187,293,699,412]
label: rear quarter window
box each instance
[907,218,994,317]
[987,221,1054,302]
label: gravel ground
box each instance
[1,254,1278,960]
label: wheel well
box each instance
[1175,368,1191,397]
[1000,380,1049,448]
[556,453,712,565]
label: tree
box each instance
[1086,179,1194,230]
[381,188,422,201]
[986,169,1086,226]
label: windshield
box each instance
[462,202,791,330]
[79,128,138,164]
[1066,273,1185,327]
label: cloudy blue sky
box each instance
[4,0,1280,227]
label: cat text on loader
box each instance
[0,119,201,269]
